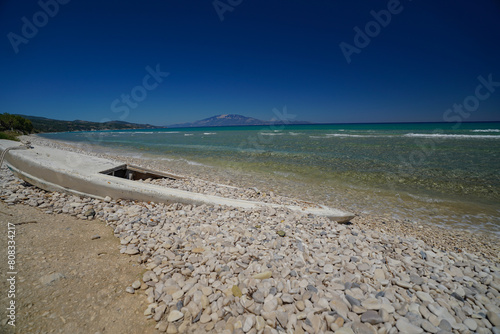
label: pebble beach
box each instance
[1,136,500,334]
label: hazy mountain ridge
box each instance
[166,114,310,128]
[17,115,159,133]
[14,114,310,133]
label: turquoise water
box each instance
[40,122,500,233]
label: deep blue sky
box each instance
[1,0,500,125]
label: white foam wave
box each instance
[325,134,379,138]
[288,132,303,136]
[203,132,217,135]
[406,193,446,203]
[471,129,500,132]
[186,160,205,166]
[100,131,129,135]
[259,132,284,136]
[99,131,180,135]
[405,133,500,139]
[140,131,178,134]
[181,159,211,167]
[184,134,193,136]
[122,153,146,159]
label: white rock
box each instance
[416,291,434,303]
[334,327,355,334]
[463,318,477,331]
[487,311,500,327]
[427,304,459,329]
[362,298,381,310]
[373,268,386,280]
[167,310,184,322]
[242,315,255,332]
[396,318,423,334]
[263,298,278,312]
[324,263,334,273]
[39,272,65,285]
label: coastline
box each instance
[24,135,500,262]
[1,135,499,333]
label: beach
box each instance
[0,200,156,334]
[38,123,500,236]
[1,135,500,333]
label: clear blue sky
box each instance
[1,0,499,125]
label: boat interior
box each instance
[100,164,180,181]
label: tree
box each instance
[0,113,34,134]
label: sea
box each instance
[39,122,500,235]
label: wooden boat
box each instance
[0,139,355,222]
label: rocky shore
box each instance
[141,177,319,208]
[20,135,500,261]
[1,137,499,334]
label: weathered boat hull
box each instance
[0,140,355,222]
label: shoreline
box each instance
[34,124,500,238]
[1,135,499,333]
[24,135,500,262]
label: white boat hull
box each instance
[0,140,355,222]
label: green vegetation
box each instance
[0,131,21,141]
[0,113,34,141]
[17,115,158,133]
[0,113,159,138]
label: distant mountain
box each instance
[17,115,159,133]
[15,113,310,133]
[166,114,310,128]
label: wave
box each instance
[184,134,193,136]
[310,134,374,139]
[180,158,212,167]
[89,131,182,136]
[471,129,500,133]
[185,160,207,166]
[288,132,303,136]
[157,155,212,167]
[406,193,447,204]
[259,132,284,136]
[203,132,217,135]
[405,133,500,139]
[324,134,379,138]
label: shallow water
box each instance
[40,122,500,234]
